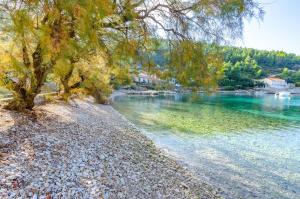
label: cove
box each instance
[112,93,300,199]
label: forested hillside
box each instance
[222,46,300,70]
[150,44,300,71]
[220,46,300,89]
[148,44,300,90]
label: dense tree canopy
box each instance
[278,68,300,85]
[219,56,263,89]
[0,0,262,110]
[148,44,300,89]
[219,46,300,89]
[222,46,300,69]
[150,44,300,72]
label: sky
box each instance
[235,0,300,55]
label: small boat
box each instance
[275,91,291,97]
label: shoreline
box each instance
[1,87,300,102]
[0,99,218,198]
[110,89,300,100]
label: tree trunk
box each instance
[61,79,71,94]
[60,62,75,97]
[5,45,51,111]
[93,88,109,104]
[6,14,62,111]
[5,91,36,111]
[60,78,71,100]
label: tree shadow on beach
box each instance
[0,107,99,198]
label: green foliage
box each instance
[278,68,300,83]
[110,67,132,89]
[0,0,262,110]
[144,42,300,90]
[166,41,222,89]
[293,70,300,82]
[222,46,300,69]
[218,56,263,89]
[217,47,300,89]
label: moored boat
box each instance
[275,91,291,97]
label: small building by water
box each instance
[263,77,288,89]
[134,72,159,84]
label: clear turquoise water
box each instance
[112,94,300,199]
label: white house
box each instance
[263,77,288,89]
[134,72,159,84]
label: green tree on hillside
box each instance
[279,68,300,85]
[222,47,300,68]
[293,70,300,84]
[219,56,263,89]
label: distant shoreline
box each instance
[112,89,300,98]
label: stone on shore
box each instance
[0,99,218,199]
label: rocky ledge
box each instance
[0,99,218,199]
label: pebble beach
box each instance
[0,99,218,199]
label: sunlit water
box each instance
[112,94,300,199]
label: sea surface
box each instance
[112,93,300,199]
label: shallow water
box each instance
[112,94,300,199]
